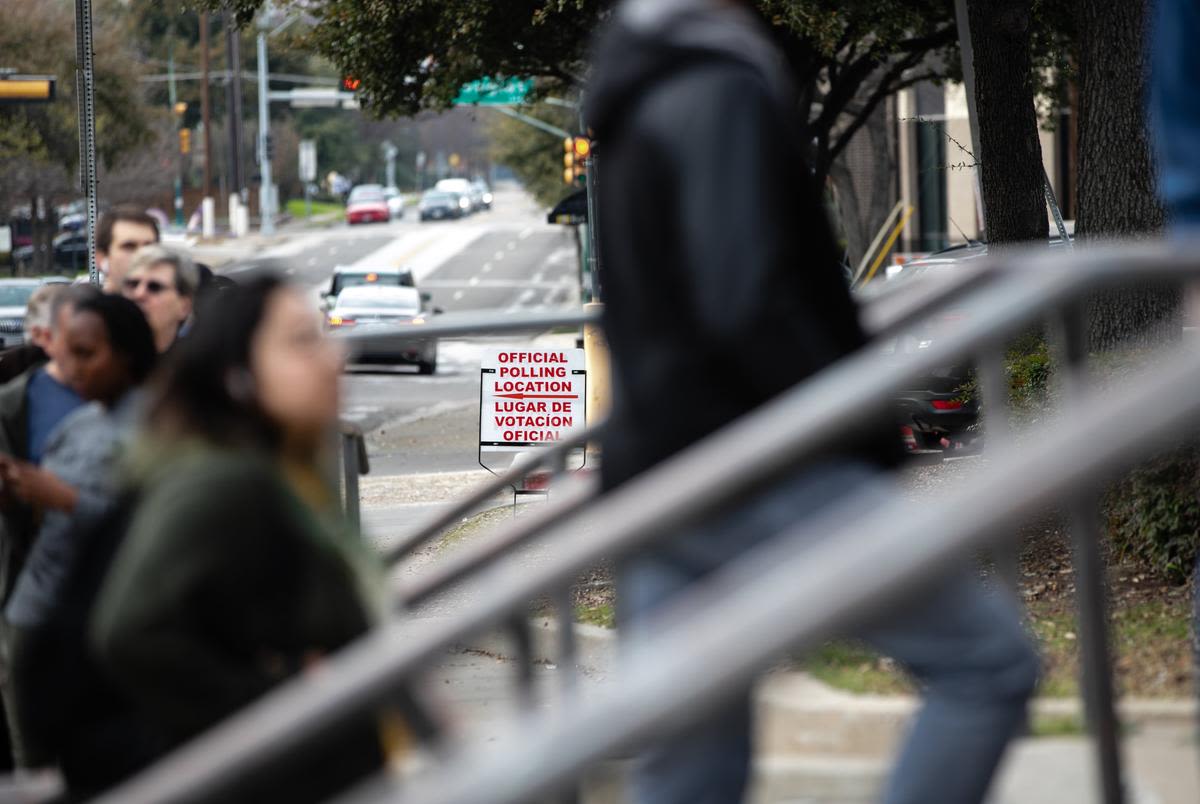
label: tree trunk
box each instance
[1076,0,1177,350]
[831,105,897,274]
[830,160,866,271]
[965,0,1047,245]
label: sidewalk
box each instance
[185,212,342,268]
[447,619,1199,804]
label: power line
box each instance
[138,70,338,86]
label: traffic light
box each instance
[179,128,191,155]
[563,136,591,185]
[342,75,361,92]
[0,74,56,104]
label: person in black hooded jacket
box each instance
[586,2,1039,803]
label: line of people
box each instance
[0,207,397,801]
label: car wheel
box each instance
[417,358,437,375]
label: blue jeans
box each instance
[618,462,1039,804]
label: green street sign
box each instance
[454,77,533,106]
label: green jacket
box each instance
[0,365,43,606]
[91,444,385,799]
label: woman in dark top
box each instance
[0,293,157,777]
[91,275,393,802]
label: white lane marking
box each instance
[307,257,317,266]
[351,225,489,283]
[468,276,480,286]
[453,290,465,300]
[482,263,493,273]
[519,228,533,240]
[330,247,338,255]
[506,242,517,251]
[494,251,506,261]
[286,267,296,274]
[531,270,545,283]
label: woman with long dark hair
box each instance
[0,291,159,780]
[91,275,393,801]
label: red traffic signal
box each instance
[342,76,361,92]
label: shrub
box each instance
[954,332,1198,582]
[1106,447,1200,584]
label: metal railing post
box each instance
[1054,302,1125,804]
[547,449,581,703]
[978,341,1020,590]
[341,423,368,533]
[507,615,537,711]
[554,582,583,804]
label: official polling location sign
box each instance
[479,347,587,453]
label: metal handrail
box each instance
[94,243,1198,804]
[332,308,597,350]
[383,423,603,566]
[381,259,1002,609]
[356,339,1200,804]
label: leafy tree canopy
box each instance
[199,0,1076,190]
[0,0,155,209]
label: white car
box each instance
[384,186,405,219]
[0,278,61,349]
[435,179,478,212]
[326,285,439,374]
[471,180,493,210]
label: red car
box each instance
[345,185,390,225]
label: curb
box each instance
[459,617,1198,749]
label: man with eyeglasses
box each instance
[119,246,199,354]
[96,206,160,292]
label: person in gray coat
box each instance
[0,293,156,772]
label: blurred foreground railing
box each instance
[93,243,1200,804]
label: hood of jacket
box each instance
[585,0,795,139]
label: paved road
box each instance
[218,188,580,479]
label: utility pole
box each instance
[200,11,212,199]
[73,0,99,284]
[167,36,184,229]
[383,141,398,188]
[256,2,274,235]
[225,14,244,204]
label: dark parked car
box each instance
[321,265,416,311]
[869,235,1072,450]
[13,231,89,274]
[418,190,468,221]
